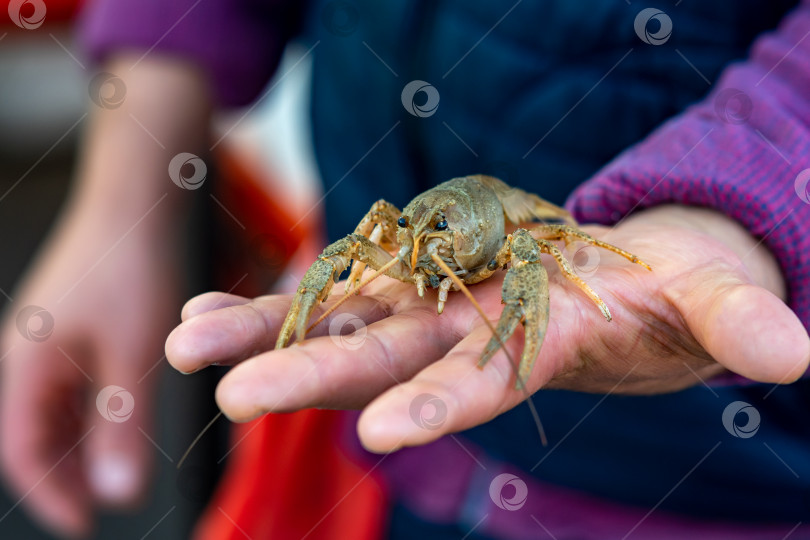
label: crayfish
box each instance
[275,175,650,388]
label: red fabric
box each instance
[194,410,387,540]
[2,0,82,26]
[209,147,310,298]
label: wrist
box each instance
[52,53,214,243]
[624,205,786,299]
[71,54,212,214]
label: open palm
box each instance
[165,206,808,453]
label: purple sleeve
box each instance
[78,0,304,107]
[567,1,810,330]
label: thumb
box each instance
[85,372,153,506]
[677,277,810,384]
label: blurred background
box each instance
[0,2,319,537]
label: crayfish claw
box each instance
[276,257,338,349]
[479,303,522,368]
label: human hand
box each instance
[0,53,208,537]
[0,212,182,537]
[166,205,809,453]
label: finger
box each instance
[214,303,460,421]
[355,320,566,453]
[677,279,810,383]
[167,292,392,374]
[181,291,251,321]
[85,343,155,507]
[169,295,293,374]
[0,343,92,537]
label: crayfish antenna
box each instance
[429,253,547,447]
[306,256,401,335]
[177,411,223,469]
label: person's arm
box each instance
[567,0,810,335]
[0,54,210,538]
[0,0,303,533]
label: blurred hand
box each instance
[0,54,209,537]
[0,211,180,537]
[166,205,809,453]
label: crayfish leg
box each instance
[531,223,652,271]
[535,238,613,322]
[345,200,404,294]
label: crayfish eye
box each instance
[435,219,448,231]
[397,216,408,228]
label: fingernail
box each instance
[89,454,139,502]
